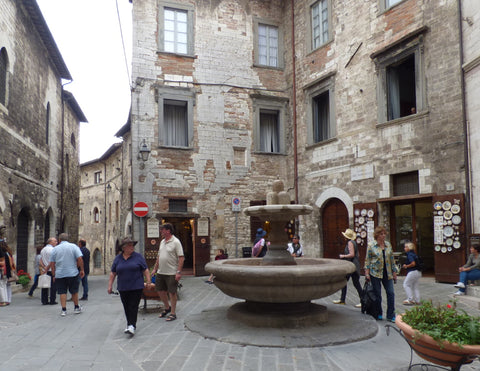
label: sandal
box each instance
[158,307,171,318]
[166,313,177,322]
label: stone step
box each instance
[466,284,480,297]
[456,294,480,310]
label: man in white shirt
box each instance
[152,223,184,322]
[40,237,57,305]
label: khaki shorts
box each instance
[155,274,178,293]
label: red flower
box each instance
[447,304,452,309]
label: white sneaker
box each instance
[74,306,82,314]
[126,325,135,335]
[454,282,465,289]
[61,310,67,317]
[454,290,465,296]
[354,303,362,308]
[124,328,129,333]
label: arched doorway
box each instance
[17,208,30,271]
[322,198,348,259]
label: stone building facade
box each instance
[130,0,471,281]
[79,122,132,274]
[462,1,480,238]
[0,0,85,274]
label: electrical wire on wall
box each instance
[116,0,132,90]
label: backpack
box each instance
[415,256,425,272]
[252,238,264,257]
[361,280,380,319]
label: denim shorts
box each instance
[55,275,80,295]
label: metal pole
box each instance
[139,217,145,255]
[235,212,238,258]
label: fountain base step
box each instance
[185,302,379,348]
[227,301,328,328]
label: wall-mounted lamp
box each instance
[139,139,151,162]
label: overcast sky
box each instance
[37,0,133,163]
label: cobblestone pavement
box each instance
[0,274,479,371]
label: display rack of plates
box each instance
[433,199,462,253]
[354,208,375,247]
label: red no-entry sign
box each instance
[133,201,149,217]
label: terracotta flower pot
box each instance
[396,315,480,368]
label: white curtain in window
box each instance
[387,68,400,120]
[165,102,188,146]
[258,24,278,67]
[260,112,278,152]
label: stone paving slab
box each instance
[0,274,479,371]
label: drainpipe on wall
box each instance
[457,0,473,238]
[291,0,298,204]
[103,161,108,275]
[60,80,72,233]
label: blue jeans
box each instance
[79,274,89,298]
[458,269,480,292]
[28,274,39,296]
[371,274,395,320]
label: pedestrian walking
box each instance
[78,239,90,300]
[28,245,43,297]
[108,237,153,336]
[401,241,422,305]
[152,223,185,322]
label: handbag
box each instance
[361,280,380,319]
[38,274,51,289]
[7,270,18,283]
[0,278,7,302]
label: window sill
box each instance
[306,39,334,57]
[252,63,284,71]
[305,136,337,150]
[156,51,196,59]
[253,151,286,156]
[158,145,193,151]
[376,110,429,128]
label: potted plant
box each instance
[396,300,480,368]
[17,270,31,289]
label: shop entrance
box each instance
[162,217,194,274]
[390,199,434,274]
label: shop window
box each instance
[158,3,194,56]
[169,199,187,212]
[393,171,419,196]
[372,31,426,124]
[309,0,331,51]
[253,19,283,68]
[252,97,286,154]
[158,87,194,148]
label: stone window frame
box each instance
[0,47,10,112]
[157,1,195,57]
[371,29,427,125]
[94,171,102,184]
[253,17,284,69]
[307,0,333,53]
[93,207,100,223]
[157,86,195,149]
[304,72,336,146]
[251,95,288,155]
[378,0,405,13]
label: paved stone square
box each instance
[0,274,479,371]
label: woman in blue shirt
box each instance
[401,241,422,305]
[108,237,153,336]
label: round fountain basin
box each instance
[205,258,356,304]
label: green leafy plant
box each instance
[402,300,480,346]
[17,270,31,286]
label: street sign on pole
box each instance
[133,201,149,217]
[232,197,242,212]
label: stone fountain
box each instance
[205,180,356,328]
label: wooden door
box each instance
[432,194,466,283]
[194,217,210,276]
[322,198,348,259]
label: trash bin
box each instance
[242,246,252,258]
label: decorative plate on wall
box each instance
[442,201,452,210]
[453,241,461,249]
[441,246,447,253]
[446,238,453,246]
[434,202,443,211]
[451,204,461,214]
[443,226,454,237]
[443,211,453,220]
[367,209,374,218]
[435,245,441,252]
[452,215,461,225]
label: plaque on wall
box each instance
[197,217,209,237]
[147,217,160,238]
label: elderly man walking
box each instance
[48,233,85,316]
[152,223,184,322]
